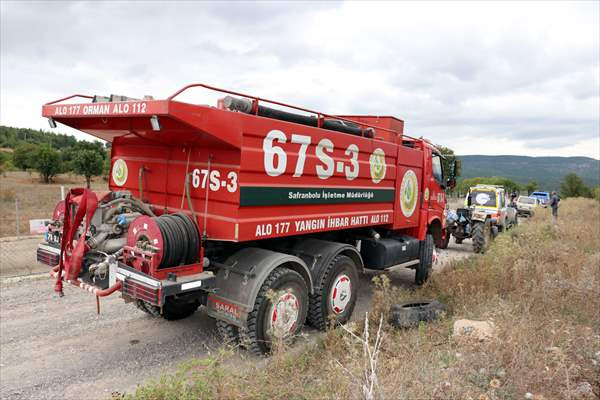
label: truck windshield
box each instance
[470,190,496,207]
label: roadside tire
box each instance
[415,234,434,285]
[241,267,308,355]
[307,255,359,331]
[472,221,491,253]
[216,319,240,346]
[161,297,199,321]
[389,300,447,328]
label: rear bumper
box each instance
[115,264,216,306]
[42,240,216,305]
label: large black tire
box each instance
[307,255,359,331]
[472,221,491,253]
[161,297,199,321]
[240,267,308,355]
[389,300,447,328]
[437,232,450,249]
[136,300,161,317]
[415,234,434,285]
[216,319,240,346]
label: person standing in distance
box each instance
[549,191,560,224]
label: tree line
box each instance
[0,125,109,187]
[451,173,599,202]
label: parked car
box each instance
[530,191,550,207]
[516,196,539,217]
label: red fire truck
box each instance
[38,83,456,354]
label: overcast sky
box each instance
[1,1,598,158]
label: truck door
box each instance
[428,152,446,216]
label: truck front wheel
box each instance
[307,255,359,331]
[437,232,450,249]
[241,267,308,355]
[415,234,434,285]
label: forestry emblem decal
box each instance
[369,148,386,184]
[400,169,418,217]
[112,159,128,187]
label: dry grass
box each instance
[0,171,107,237]
[123,198,600,400]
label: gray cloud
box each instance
[0,0,598,158]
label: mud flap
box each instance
[206,248,312,329]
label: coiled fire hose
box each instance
[129,213,200,268]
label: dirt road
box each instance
[0,241,473,400]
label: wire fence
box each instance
[0,185,65,278]
[0,235,47,278]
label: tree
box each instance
[524,180,538,195]
[560,173,592,198]
[435,145,457,180]
[34,146,61,183]
[72,149,104,188]
[12,143,38,170]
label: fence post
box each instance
[61,185,65,200]
[15,197,20,236]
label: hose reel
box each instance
[127,213,199,268]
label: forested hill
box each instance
[459,155,600,190]
[0,125,85,149]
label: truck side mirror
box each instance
[467,194,472,207]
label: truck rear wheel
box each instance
[415,234,434,285]
[135,300,161,317]
[161,297,199,321]
[307,255,359,331]
[241,267,308,355]
[472,221,491,253]
[216,319,240,346]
